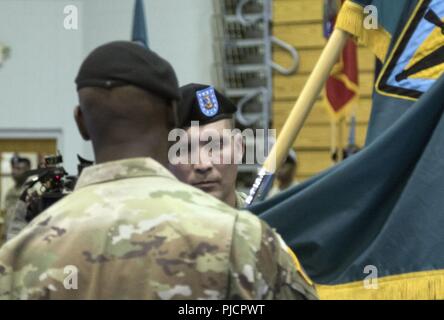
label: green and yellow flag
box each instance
[251,0,444,299]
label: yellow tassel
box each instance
[316,269,444,300]
[335,0,391,62]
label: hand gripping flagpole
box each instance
[246,29,350,206]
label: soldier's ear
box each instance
[74,105,91,141]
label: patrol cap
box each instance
[75,41,180,102]
[178,83,237,127]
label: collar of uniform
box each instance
[235,191,247,209]
[75,157,176,190]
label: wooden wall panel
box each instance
[274,0,323,24]
[273,99,372,126]
[0,139,56,154]
[272,0,375,181]
[273,47,375,74]
[296,150,332,178]
[273,72,374,99]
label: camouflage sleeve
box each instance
[227,211,318,300]
[4,189,15,213]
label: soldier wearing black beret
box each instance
[169,83,247,209]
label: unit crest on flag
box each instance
[377,0,444,100]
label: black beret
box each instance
[178,83,237,127]
[75,41,180,101]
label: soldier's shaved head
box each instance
[75,85,177,166]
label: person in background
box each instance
[268,149,298,198]
[1,156,30,243]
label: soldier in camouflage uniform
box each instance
[0,41,317,300]
[6,176,42,242]
[1,156,30,244]
[169,83,248,209]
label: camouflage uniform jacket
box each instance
[3,186,21,226]
[4,186,21,216]
[5,200,28,242]
[0,158,317,300]
[6,176,46,242]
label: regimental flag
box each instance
[250,0,444,299]
[132,0,148,48]
[251,75,444,299]
[335,0,444,142]
[323,0,359,119]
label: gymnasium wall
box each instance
[272,0,375,180]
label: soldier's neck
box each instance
[225,190,237,208]
[93,141,168,167]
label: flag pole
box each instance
[246,29,350,205]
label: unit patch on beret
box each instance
[196,86,219,118]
